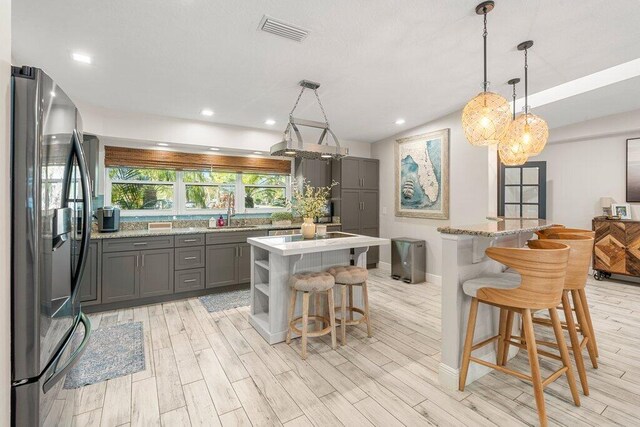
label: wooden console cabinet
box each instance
[592,217,640,279]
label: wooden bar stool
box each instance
[544,229,599,362]
[327,266,371,345]
[536,227,594,239]
[286,272,337,359]
[459,240,579,427]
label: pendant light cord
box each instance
[524,47,529,116]
[512,83,517,120]
[483,10,488,92]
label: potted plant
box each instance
[291,179,336,239]
[271,211,294,227]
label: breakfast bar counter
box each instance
[247,232,389,344]
[437,219,554,389]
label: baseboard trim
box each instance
[375,262,442,286]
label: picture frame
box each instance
[611,203,632,220]
[626,137,640,202]
[395,128,449,219]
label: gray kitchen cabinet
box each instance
[139,248,174,298]
[332,157,379,190]
[175,269,205,293]
[295,158,331,189]
[102,250,139,303]
[175,246,205,270]
[238,243,252,284]
[206,243,238,288]
[77,240,101,305]
[332,157,380,267]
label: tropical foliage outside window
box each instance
[106,167,289,215]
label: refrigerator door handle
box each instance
[42,312,91,393]
[70,129,92,297]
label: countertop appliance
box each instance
[96,206,121,232]
[11,66,92,426]
[391,238,426,284]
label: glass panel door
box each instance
[499,161,546,219]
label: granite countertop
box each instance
[437,218,554,237]
[91,222,341,239]
[248,232,390,256]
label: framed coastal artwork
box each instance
[626,137,640,202]
[395,129,449,219]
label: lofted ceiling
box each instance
[11,0,640,143]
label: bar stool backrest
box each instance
[481,240,571,310]
[542,234,594,290]
[536,227,595,239]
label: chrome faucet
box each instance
[226,193,236,227]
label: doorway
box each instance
[498,161,547,219]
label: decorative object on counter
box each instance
[498,78,529,166]
[217,215,225,227]
[395,129,449,219]
[270,80,348,160]
[147,221,172,231]
[503,41,549,158]
[626,137,640,202]
[270,211,293,227]
[64,322,144,389]
[208,217,217,228]
[316,224,327,237]
[199,288,250,313]
[600,197,614,217]
[611,203,632,220]
[291,179,337,238]
[461,1,511,147]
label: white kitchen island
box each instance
[247,232,389,344]
[437,219,554,390]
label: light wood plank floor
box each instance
[50,270,640,426]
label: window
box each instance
[498,161,546,219]
[105,167,290,215]
[108,168,176,211]
[242,174,287,210]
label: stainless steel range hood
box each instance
[270,80,349,160]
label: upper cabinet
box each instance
[332,157,379,190]
[294,158,332,188]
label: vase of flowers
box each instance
[291,179,336,239]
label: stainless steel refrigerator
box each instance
[11,66,92,426]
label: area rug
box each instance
[64,321,145,389]
[199,287,250,313]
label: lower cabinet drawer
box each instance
[175,246,205,270]
[175,269,205,292]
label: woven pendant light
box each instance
[462,1,511,146]
[498,78,529,165]
[515,41,549,156]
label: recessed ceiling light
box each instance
[50,91,56,97]
[201,109,214,117]
[71,52,92,64]
[253,151,263,155]
[157,143,169,147]
[321,154,333,159]
[209,147,220,151]
[265,119,276,126]
[395,118,406,125]
[51,136,57,139]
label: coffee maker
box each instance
[96,206,120,232]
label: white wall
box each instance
[535,108,640,228]
[77,102,372,158]
[1,0,11,422]
[371,110,489,278]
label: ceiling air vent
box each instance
[259,15,308,42]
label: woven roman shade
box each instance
[104,146,292,174]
